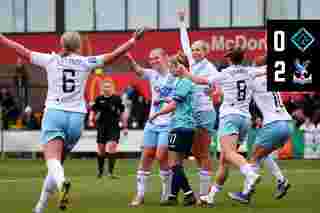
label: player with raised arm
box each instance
[229,56,292,203]
[127,49,176,207]
[181,48,263,207]
[178,10,219,196]
[90,79,128,179]
[149,56,198,206]
[0,28,144,213]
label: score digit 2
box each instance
[273,30,286,83]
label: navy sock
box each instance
[171,165,192,196]
[171,165,181,196]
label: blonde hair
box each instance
[192,40,210,55]
[150,48,167,57]
[61,32,81,53]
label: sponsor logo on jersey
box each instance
[88,57,97,64]
[59,58,82,66]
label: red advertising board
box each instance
[0,29,266,64]
[1,29,266,102]
[84,72,151,102]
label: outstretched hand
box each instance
[177,10,186,22]
[133,27,145,41]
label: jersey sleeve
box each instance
[31,51,54,68]
[84,55,105,70]
[142,68,156,81]
[173,79,192,103]
[207,72,226,88]
[250,66,267,79]
[207,63,219,75]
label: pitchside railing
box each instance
[0,121,143,159]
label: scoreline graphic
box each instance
[267,20,320,91]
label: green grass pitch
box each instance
[0,159,319,213]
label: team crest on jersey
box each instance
[154,86,174,98]
[159,86,174,97]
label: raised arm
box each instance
[102,27,145,65]
[177,10,194,66]
[0,34,31,61]
[126,52,145,77]
[183,69,210,85]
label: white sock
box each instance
[209,184,223,193]
[199,170,211,195]
[242,178,251,195]
[240,164,256,177]
[168,170,173,196]
[35,173,56,210]
[208,184,222,201]
[160,170,171,200]
[263,155,285,182]
[47,159,65,191]
[241,164,259,195]
[137,170,150,198]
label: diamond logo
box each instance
[291,28,315,52]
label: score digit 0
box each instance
[273,30,286,83]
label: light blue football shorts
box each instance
[255,120,294,150]
[143,122,170,148]
[193,110,216,136]
[218,114,251,144]
[40,109,85,152]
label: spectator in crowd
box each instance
[14,57,30,110]
[130,95,149,128]
[21,106,39,130]
[121,85,135,127]
[291,103,306,128]
[0,88,19,129]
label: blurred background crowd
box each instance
[1,65,319,131]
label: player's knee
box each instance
[97,144,106,155]
[142,148,156,160]
[198,150,210,160]
[155,144,168,159]
[156,151,168,162]
[43,139,65,160]
[107,141,118,154]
